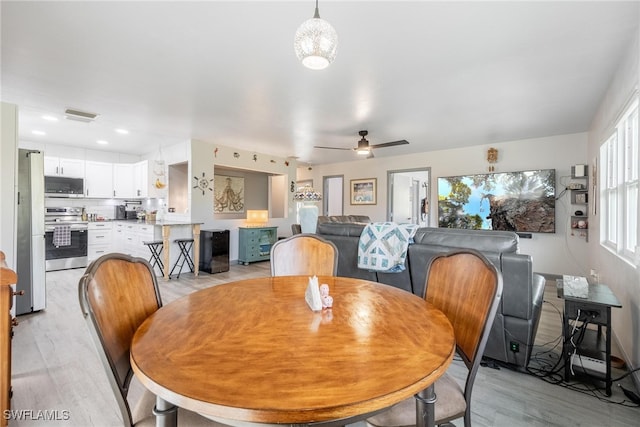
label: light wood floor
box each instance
[8,263,639,426]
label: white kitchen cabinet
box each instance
[120,222,138,256]
[85,161,113,198]
[114,221,156,258]
[113,222,127,253]
[44,156,85,178]
[113,160,149,198]
[134,160,149,198]
[113,163,135,198]
[88,222,113,262]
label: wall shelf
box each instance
[569,165,589,242]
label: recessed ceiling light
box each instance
[41,115,58,122]
[114,128,129,135]
[31,130,46,136]
[96,140,109,145]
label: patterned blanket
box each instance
[357,222,418,273]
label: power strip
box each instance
[571,355,606,374]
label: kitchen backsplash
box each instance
[45,197,165,220]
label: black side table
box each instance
[558,280,622,396]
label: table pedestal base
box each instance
[154,397,177,427]
[416,385,436,427]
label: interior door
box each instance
[323,175,344,216]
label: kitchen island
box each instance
[88,219,203,279]
[145,220,203,280]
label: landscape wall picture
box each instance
[438,169,556,233]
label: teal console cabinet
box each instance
[238,226,278,265]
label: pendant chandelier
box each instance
[294,0,338,70]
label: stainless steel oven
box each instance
[44,207,88,271]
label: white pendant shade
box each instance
[294,2,338,70]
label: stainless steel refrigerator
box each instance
[16,149,46,315]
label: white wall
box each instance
[298,132,589,276]
[190,140,297,262]
[587,26,640,387]
[1,103,18,270]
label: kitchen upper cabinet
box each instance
[41,151,149,199]
[113,163,135,198]
[44,156,84,178]
[85,161,113,198]
[113,160,148,198]
[134,160,148,198]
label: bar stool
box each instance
[143,240,164,276]
[170,238,194,278]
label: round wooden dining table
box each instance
[130,276,455,427]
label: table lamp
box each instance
[246,210,269,227]
[293,185,322,233]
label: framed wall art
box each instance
[214,175,245,213]
[350,178,377,205]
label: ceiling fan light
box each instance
[356,148,370,155]
[294,2,337,70]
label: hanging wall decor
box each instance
[350,178,377,205]
[214,175,245,213]
[193,172,213,196]
[487,147,498,172]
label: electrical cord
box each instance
[495,300,640,408]
[569,308,581,376]
[612,366,640,381]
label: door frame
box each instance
[387,167,431,225]
[322,175,344,216]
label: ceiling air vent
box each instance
[64,108,98,123]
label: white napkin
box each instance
[305,275,322,311]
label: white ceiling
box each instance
[2,1,638,165]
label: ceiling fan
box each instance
[314,130,409,158]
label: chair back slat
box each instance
[425,250,502,365]
[79,253,162,426]
[270,234,338,276]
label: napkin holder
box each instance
[305,276,323,312]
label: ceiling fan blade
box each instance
[366,151,375,159]
[371,140,409,149]
[314,145,355,151]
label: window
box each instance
[600,98,639,264]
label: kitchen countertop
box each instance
[90,219,202,226]
[143,220,203,226]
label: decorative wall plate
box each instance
[194,172,213,195]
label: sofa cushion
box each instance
[413,227,519,254]
[319,233,377,282]
[317,215,371,225]
[316,222,367,237]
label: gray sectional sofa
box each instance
[315,215,545,369]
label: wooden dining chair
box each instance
[270,233,338,276]
[78,253,223,427]
[366,249,503,427]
